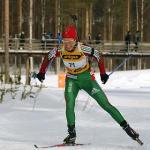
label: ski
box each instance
[135,138,144,145]
[34,143,90,149]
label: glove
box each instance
[36,72,45,82]
[100,73,109,84]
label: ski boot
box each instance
[121,121,143,145]
[63,125,76,145]
[120,121,139,140]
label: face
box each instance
[63,38,76,51]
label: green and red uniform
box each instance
[39,43,125,126]
[37,25,140,144]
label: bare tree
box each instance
[29,0,33,43]
[41,0,45,34]
[4,0,9,83]
[136,0,139,30]
[141,0,144,41]
[18,0,23,33]
[127,0,130,31]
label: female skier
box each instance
[37,25,139,144]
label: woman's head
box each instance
[62,25,78,51]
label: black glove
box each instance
[36,72,45,82]
[100,73,109,84]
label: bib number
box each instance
[69,62,76,68]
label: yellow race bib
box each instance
[60,47,89,74]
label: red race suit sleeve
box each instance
[81,44,106,74]
[39,47,60,73]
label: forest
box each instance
[1,0,150,84]
[1,0,150,42]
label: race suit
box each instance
[39,43,125,126]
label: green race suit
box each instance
[65,70,125,126]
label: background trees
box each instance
[0,0,150,42]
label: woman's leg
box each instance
[81,79,140,141]
[65,78,79,126]
[64,78,80,144]
[83,80,125,124]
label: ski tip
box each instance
[34,145,38,148]
[136,138,144,146]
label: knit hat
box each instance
[62,25,78,40]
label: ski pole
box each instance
[109,55,133,76]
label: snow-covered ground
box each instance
[0,69,150,150]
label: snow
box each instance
[0,69,150,150]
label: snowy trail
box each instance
[0,70,150,150]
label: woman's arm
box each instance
[81,44,106,74]
[39,47,60,73]
[81,44,109,84]
[37,47,60,82]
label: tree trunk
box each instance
[141,0,144,41]
[18,0,23,33]
[29,0,33,42]
[81,9,85,40]
[127,0,130,31]
[136,0,139,30]
[85,6,89,40]
[89,3,93,36]
[4,0,9,83]
[103,15,107,41]
[55,0,61,35]
[25,57,31,85]
[41,0,45,34]
[54,0,61,74]
[108,8,113,41]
